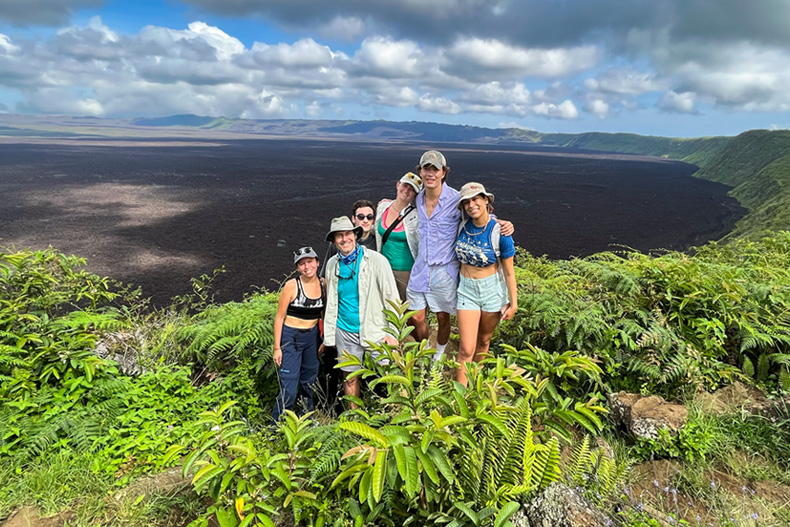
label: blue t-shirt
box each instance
[337,247,362,333]
[455,218,515,267]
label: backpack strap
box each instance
[381,204,415,247]
[491,221,501,259]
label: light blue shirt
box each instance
[409,185,461,293]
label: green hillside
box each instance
[693,130,790,239]
[535,131,731,165]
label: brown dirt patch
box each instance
[1,507,73,527]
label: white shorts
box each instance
[406,264,458,314]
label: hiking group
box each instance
[272,149,518,419]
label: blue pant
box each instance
[273,324,320,421]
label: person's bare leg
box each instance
[410,308,429,342]
[456,309,481,386]
[436,312,452,346]
[344,374,360,408]
[474,311,502,362]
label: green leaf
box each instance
[370,375,412,388]
[372,449,388,502]
[359,466,372,503]
[453,502,478,525]
[404,447,420,497]
[340,421,389,447]
[779,367,790,392]
[427,445,454,483]
[476,412,509,436]
[393,444,407,480]
[215,506,239,527]
[494,502,520,527]
[415,446,439,484]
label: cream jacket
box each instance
[323,247,400,347]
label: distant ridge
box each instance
[132,114,228,128]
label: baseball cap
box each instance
[293,246,318,264]
[399,172,423,192]
[419,150,446,169]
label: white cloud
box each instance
[444,38,598,80]
[377,86,419,106]
[305,100,321,116]
[584,69,663,95]
[460,82,531,105]
[137,21,244,62]
[352,37,423,78]
[246,38,339,68]
[586,98,609,119]
[418,95,461,114]
[18,10,790,127]
[0,34,20,54]
[532,100,579,120]
[657,91,697,114]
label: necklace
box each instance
[463,218,489,236]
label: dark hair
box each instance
[415,164,451,183]
[352,199,375,214]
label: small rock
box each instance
[696,381,789,417]
[276,239,287,248]
[520,483,612,527]
[609,392,688,440]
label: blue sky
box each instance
[1,0,789,137]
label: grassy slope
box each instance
[694,130,790,239]
[534,131,731,164]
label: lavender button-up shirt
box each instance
[408,184,461,293]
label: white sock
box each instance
[433,342,447,361]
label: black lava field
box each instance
[0,139,745,305]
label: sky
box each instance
[1,0,789,137]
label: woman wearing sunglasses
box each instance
[375,172,423,301]
[272,246,325,421]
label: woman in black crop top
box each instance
[272,247,326,421]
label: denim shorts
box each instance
[457,272,507,313]
[406,264,458,314]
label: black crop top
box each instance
[286,278,325,320]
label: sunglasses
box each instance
[355,214,375,221]
[335,266,356,280]
[294,246,314,257]
[403,172,422,186]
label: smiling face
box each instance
[419,164,445,190]
[462,194,489,220]
[296,257,318,278]
[333,230,357,256]
[396,181,418,202]
[352,206,375,233]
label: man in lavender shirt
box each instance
[406,150,513,361]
